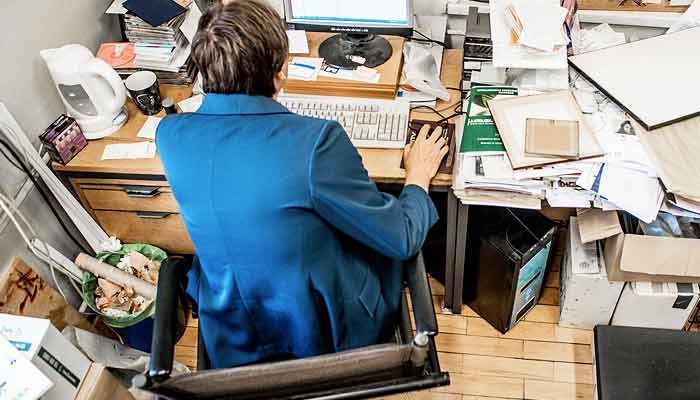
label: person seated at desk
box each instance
[156,0,448,368]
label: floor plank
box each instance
[523,305,560,324]
[524,380,594,400]
[434,373,524,399]
[435,333,524,359]
[378,391,461,400]
[461,354,554,381]
[523,341,592,364]
[553,362,594,384]
[174,345,197,370]
[438,313,469,335]
[438,351,465,373]
[539,287,560,306]
[544,270,560,288]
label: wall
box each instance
[0,0,121,303]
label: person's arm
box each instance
[309,122,447,260]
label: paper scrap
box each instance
[490,0,568,69]
[286,30,310,54]
[570,217,602,274]
[102,142,157,160]
[106,0,128,14]
[289,57,323,81]
[319,63,381,83]
[576,208,622,244]
[180,2,203,44]
[178,94,204,112]
[137,116,162,140]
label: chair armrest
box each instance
[149,256,191,382]
[404,251,438,336]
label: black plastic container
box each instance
[463,206,557,333]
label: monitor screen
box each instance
[286,0,412,28]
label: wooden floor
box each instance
[174,231,700,400]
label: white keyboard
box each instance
[277,94,410,149]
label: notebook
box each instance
[123,0,187,27]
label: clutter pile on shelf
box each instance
[98,0,202,85]
[454,1,700,332]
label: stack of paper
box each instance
[490,0,568,69]
[134,43,177,68]
[288,57,323,81]
[102,0,201,85]
[505,0,569,52]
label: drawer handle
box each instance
[123,186,161,198]
[135,211,171,219]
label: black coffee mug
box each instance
[125,71,162,115]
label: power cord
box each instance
[412,29,446,48]
[0,138,93,254]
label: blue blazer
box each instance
[156,94,438,368]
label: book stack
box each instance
[117,11,198,85]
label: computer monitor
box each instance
[283,0,413,69]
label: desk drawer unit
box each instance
[66,179,195,254]
[93,210,194,254]
[81,184,179,213]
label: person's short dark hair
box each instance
[191,0,288,97]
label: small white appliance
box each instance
[41,44,128,139]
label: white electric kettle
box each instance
[41,44,128,139]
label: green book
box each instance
[459,86,519,154]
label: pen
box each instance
[290,62,317,70]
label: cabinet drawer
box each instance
[82,185,179,213]
[94,210,194,254]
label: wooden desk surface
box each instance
[54,49,463,187]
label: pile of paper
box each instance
[102,0,201,85]
[572,24,626,54]
[452,62,699,227]
[490,0,568,69]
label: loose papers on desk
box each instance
[577,162,663,223]
[102,142,157,160]
[572,24,626,54]
[288,57,323,81]
[178,94,204,112]
[287,30,310,54]
[490,0,568,69]
[137,116,162,139]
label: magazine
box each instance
[459,86,518,154]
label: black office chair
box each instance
[134,252,450,399]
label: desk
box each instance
[54,49,464,285]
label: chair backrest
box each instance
[146,343,421,399]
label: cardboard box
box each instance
[604,232,700,283]
[0,313,91,400]
[0,334,54,399]
[611,282,700,330]
[76,363,135,400]
[560,218,625,329]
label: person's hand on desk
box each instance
[403,124,448,192]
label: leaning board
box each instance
[569,27,700,130]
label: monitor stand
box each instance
[318,33,393,69]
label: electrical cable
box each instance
[0,138,92,254]
[0,117,108,251]
[0,191,76,303]
[412,30,446,48]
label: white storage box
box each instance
[560,217,625,329]
[0,313,91,400]
[611,282,700,329]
